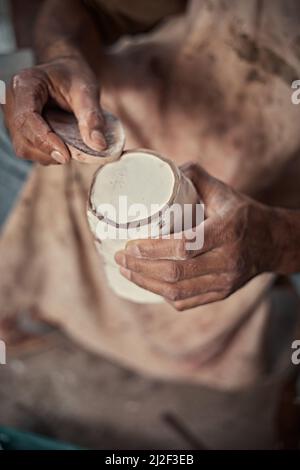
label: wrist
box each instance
[258,203,300,275]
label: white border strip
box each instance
[0,0,16,54]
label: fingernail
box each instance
[120,267,131,279]
[126,243,141,257]
[114,251,126,267]
[51,150,67,164]
[91,130,107,149]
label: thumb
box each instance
[68,80,107,151]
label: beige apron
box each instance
[0,0,300,389]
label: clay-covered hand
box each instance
[115,163,277,310]
[3,57,106,164]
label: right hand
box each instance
[3,57,106,164]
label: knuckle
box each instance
[189,162,199,174]
[220,278,234,299]
[11,68,38,88]
[77,110,102,127]
[38,138,52,153]
[11,67,47,99]
[226,250,240,273]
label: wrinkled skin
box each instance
[3,58,106,165]
[115,162,279,311]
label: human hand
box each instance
[115,162,276,310]
[3,57,106,164]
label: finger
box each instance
[168,291,225,311]
[120,267,170,298]
[68,80,107,151]
[20,112,70,163]
[115,249,223,282]
[11,71,70,163]
[125,217,221,260]
[120,267,227,301]
[12,137,60,164]
[125,232,202,260]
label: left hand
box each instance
[115,162,276,311]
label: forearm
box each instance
[34,0,102,72]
